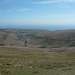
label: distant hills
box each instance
[0,29,75,48]
[29,30,75,48]
[0,29,48,46]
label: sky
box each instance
[0,0,75,30]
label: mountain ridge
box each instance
[0,29,75,48]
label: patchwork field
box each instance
[0,47,75,75]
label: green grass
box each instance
[0,47,75,75]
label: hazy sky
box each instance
[0,0,75,30]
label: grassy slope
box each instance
[0,29,48,46]
[35,30,75,39]
[29,30,75,47]
[0,29,75,47]
[0,47,75,75]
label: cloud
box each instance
[7,8,29,12]
[0,8,29,14]
[62,0,75,2]
[33,0,59,4]
[33,0,75,4]
[16,8,29,11]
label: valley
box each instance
[0,29,75,75]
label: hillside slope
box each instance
[35,30,75,40]
[0,29,75,47]
[0,29,48,46]
[29,30,75,47]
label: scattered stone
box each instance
[30,66,32,68]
